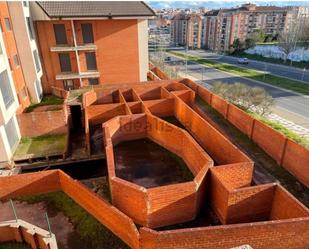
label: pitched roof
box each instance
[36,1,155,18]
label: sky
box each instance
[147,1,309,9]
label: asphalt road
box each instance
[186,50,309,83]
[154,52,309,128]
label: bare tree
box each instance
[278,16,306,62]
[212,82,273,116]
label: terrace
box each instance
[1,80,308,249]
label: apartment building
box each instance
[171,13,203,49]
[0,2,22,165]
[7,1,43,104]
[202,4,303,52]
[30,1,155,93]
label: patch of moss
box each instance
[14,134,67,159]
[25,95,64,113]
[0,242,32,249]
[16,192,129,249]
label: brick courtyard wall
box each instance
[83,90,97,107]
[0,171,61,200]
[227,183,276,224]
[0,227,16,242]
[180,78,309,187]
[281,140,309,187]
[251,120,287,164]
[17,108,68,138]
[104,114,212,228]
[227,104,255,137]
[110,177,148,226]
[58,171,140,249]
[139,217,309,249]
[147,182,197,228]
[144,99,174,117]
[51,86,69,99]
[150,66,169,80]
[211,94,229,118]
[270,185,309,220]
[174,96,251,165]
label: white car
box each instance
[237,58,249,64]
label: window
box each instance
[81,23,94,44]
[53,24,67,45]
[4,117,19,150]
[4,18,11,31]
[27,17,34,40]
[23,1,28,7]
[85,52,97,70]
[33,50,41,72]
[63,79,74,90]
[58,53,71,72]
[35,79,43,99]
[89,78,99,85]
[0,70,15,109]
[13,54,20,67]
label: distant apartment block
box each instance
[30,1,155,93]
[170,4,309,52]
[171,13,203,49]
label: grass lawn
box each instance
[13,134,67,160]
[231,52,309,70]
[25,95,64,113]
[0,243,32,249]
[168,51,309,95]
[16,192,129,249]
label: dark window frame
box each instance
[26,17,34,40]
[89,78,99,85]
[58,53,72,72]
[53,24,68,45]
[81,23,94,44]
[85,52,97,71]
[0,70,15,109]
[4,18,12,31]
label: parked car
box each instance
[237,58,249,64]
[164,56,171,62]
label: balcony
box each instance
[50,44,97,52]
[56,71,100,80]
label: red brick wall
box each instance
[0,170,61,200]
[144,99,174,117]
[281,140,309,187]
[227,104,255,137]
[211,94,229,118]
[110,177,148,226]
[139,218,309,249]
[147,182,197,228]
[251,120,287,164]
[58,171,140,249]
[174,96,251,165]
[271,185,309,220]
[17,108,68,137]
[181,79,309,188]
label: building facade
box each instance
[202,4,309,52]
[171,13,203,49]
[7,1,43,104]
[0,2,22,165]
[30,1,154,93]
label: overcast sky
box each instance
[147,1,309,9]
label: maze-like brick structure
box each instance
[0,80,308,248]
